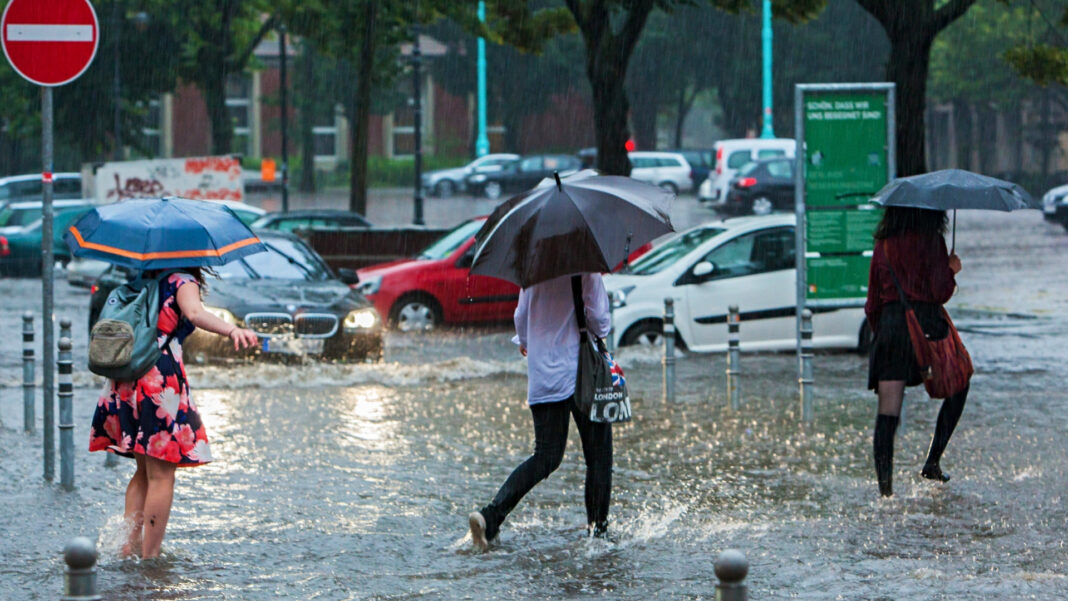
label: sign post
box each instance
[794,83,895,419]
[2,0,99,481]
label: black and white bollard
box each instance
[662,297,676,404]
[58,336,75,490]
[23,311,35,433]
[62,537,101,601]
[714,549,748,601]
[726,305,741,410]
[799,308,814,424]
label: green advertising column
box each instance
[794,83,895,354]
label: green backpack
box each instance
[88,271,177,381]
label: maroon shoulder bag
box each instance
[885,244,973,399]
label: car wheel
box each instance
[435,180,456,198]
[658,182,679,195]
[391,295,443,332]
[751,197,774,215]
[621,319,664,347]
[484,181,502,200]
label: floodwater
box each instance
[1,209,1066,600]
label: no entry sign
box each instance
[1,0,99,87]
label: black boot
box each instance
[873,414,899,497]
[922,385,969,482]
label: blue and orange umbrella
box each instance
[64,197,266,270]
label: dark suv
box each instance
[723,158,795,216]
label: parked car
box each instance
[664,148,714,189]
[628,151,694,194]
[698,138,795,205]
[604,214,866,352]
[0,199,95,277]
[355,218,519,331]
[89,230,381,363]
[466,154,582,199]
[723,158,795,216]
[209,199,266,225]
[0,172,82,203]
[1041,182,1068,230]
[421,153,520,198]
[252,209,372,232]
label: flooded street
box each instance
[1,206,1066,600]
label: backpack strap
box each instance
[570,274,588,343]
[156,270,189,393]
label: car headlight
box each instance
[355,275,382,295]
[344,308,379,330]
[469,174,488,184]
[205,306,238,325]
[609,286,635,309]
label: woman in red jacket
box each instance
[865,207,966,497]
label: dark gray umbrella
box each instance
[470,170,674,288]
[870,168,1039,251]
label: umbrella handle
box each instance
[951,209,956,255]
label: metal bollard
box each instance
[799,308,814,424]
[726,305,741,410]
[62,537,101,601]
[662,297,675,404]
[58,337,75,490]
[23,312,35,433]
[714,549,749,601]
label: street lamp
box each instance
[278,24,290,212]
[760,0,775,138]
[475,1,489,157]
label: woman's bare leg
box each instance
[122,455,148,557]
[141,456,177,559]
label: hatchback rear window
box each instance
[757,149,786,159]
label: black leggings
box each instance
[480,397,612,540]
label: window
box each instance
[697,228,795,280]
[54,178,82,198]
[659,157,683,168]
[244,238,330,281]
[631,157,654,169]
[629,227,725,275]
[519,157,543,172]
[727,151,751,169]
[141,98,162,157]
[226,75,252,156]
[766,160,792,179]
[419,220,483,260]
[757,148,786,159]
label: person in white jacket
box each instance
[468,272,612,551]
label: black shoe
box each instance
[873,414,899,498]
[588,522,609,539]
[921,464,951,483]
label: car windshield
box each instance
[0,206,39,227]
[419,220,483,260]
[628,227,725,275]
[218,238,331,281]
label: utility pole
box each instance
[760,0,775,139]
[475,1,489,157]
[279,24,290,212]
[412,0,425,225]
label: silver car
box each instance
[421,153,519,198]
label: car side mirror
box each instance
[337,267,360,286]
[456,250,475,269]
[692,261,715,278]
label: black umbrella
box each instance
[470,170,674,288]
[870,168,1040,251]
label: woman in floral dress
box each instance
[89,270,258,558]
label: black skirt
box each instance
[867,301,949,390]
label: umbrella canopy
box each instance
[65,197,266,270]
[471,170,674,288]
[870,169,1038,211]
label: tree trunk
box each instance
[348,0,379,216]
[674,87,697,149]
[298,40,317,193]
[629,82,658,151]
[886,30,934,176]
[204,73,233,155]
[590,66,631,175]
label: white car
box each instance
[605,214,866,352]
[421,153,520,198]
[699,138,795,205]
[628,151,693,194]
[1041,182,1068,230]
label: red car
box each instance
[356,218,654,332]
[355,218,518,331]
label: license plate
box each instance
[261,337,325,355]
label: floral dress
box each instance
[89,273,213,466]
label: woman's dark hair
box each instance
[873,206,948,240]
[144,267,211,296]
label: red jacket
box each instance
[864,232,956,331]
